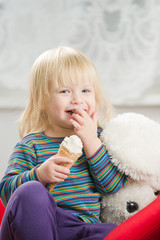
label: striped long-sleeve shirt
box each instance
[0,126,127,223]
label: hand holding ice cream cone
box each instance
[49,135,83,192]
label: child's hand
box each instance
[36,155,73,185]
[70,109,102,157]
[70,108,97,140]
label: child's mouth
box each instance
[66,109,87,116]
[66,110,74,116]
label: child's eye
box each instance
[60,90,70,94]
[82,89,89,93]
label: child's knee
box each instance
[6,181,57,221]
[16,181,44,199]
[9,181,48,208]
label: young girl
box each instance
[0,46,127,240]
[0,47,126,240]
[1,46,160,240]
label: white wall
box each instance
[1,1,160,108]
[1,106,160,180]
[0,110,20,179]
[1,1,160,180]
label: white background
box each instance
[1,0,160,178]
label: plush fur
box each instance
[100,179,157,225]
[100,112,160,225]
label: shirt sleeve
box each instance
[87,144,128,195]
[0,143,39,206]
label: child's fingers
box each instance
[49,157,73,182]
[53,169,70,181]
[74,108,88,118]
[72,108,93,126]
[70,119,81,129]
[72,113,84,125]
[74,109,97,123]
[55,164,71,175]
[91,111,98,123]
[53,156,73,165]
[49,174,68,184]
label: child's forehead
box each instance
[57,80,93,88]
[54,76,95,88]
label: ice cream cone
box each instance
[49,136,82,192]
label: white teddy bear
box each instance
[100,112,160,225]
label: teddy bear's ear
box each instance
[100,113,160,181]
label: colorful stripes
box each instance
[0,126,127,223]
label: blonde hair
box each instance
[19,46,113,139]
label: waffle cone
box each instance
[49,145,82,192]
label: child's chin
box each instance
[64,121,74,129]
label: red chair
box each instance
[103,195,160,240]
[0,198,5,225]
[1,195,160,239]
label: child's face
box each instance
[47,81,96,134]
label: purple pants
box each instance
[0,181,116,240]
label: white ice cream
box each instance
[61,135,83,154]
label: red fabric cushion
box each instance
[103,195,160,240]
[0,198,5,225]
[1,195,160,238]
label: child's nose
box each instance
[71,93,83,104]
